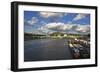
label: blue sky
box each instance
[24,11,90,34]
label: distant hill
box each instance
[50,32,64,36]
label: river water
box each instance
[24,39,73,62]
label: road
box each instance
[24,39,73,61]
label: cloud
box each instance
[32,29,47,35]
[43,22,73,31]
[27,17,38,25]
[75,25,90,33]
[40,22,90,34]
[73,14,87,21]
[39,12,65,18]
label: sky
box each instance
[24,11,90,35]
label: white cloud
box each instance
[36,27,52,35]
[73,14,87,21]
[32,29,46,35]
[27,17,38,25]
[43,22,73,31]
[40,22,90,34]
[76,25,90,33]
[39,12,65,18]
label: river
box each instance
[24,39,73,62]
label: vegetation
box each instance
[24,33,46,40]
[24,32,90,40]
[50,32,64,36]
